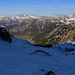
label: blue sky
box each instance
[0,0,75,16]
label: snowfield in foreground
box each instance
[0,38,75,75]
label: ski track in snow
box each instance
[0,38,75,75]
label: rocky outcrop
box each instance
[0,27,12,43]
[44,71,55,75]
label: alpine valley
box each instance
[0,13,75,45]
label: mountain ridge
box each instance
[1,13,75,45]
[6,19,75,45]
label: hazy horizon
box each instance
[0,0,75,16]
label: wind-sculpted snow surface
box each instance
[0,38,75,75]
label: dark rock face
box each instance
[0,27,12,43]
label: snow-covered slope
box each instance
[0,38,75,75]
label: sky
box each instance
[0,0,75,16]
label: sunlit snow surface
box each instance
[0,38,75,75]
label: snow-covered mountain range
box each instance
[0,13,75,26]
[0,38,75,75]
[6,17,75,45]
[0,14,41,26]
[1,13,75,45]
